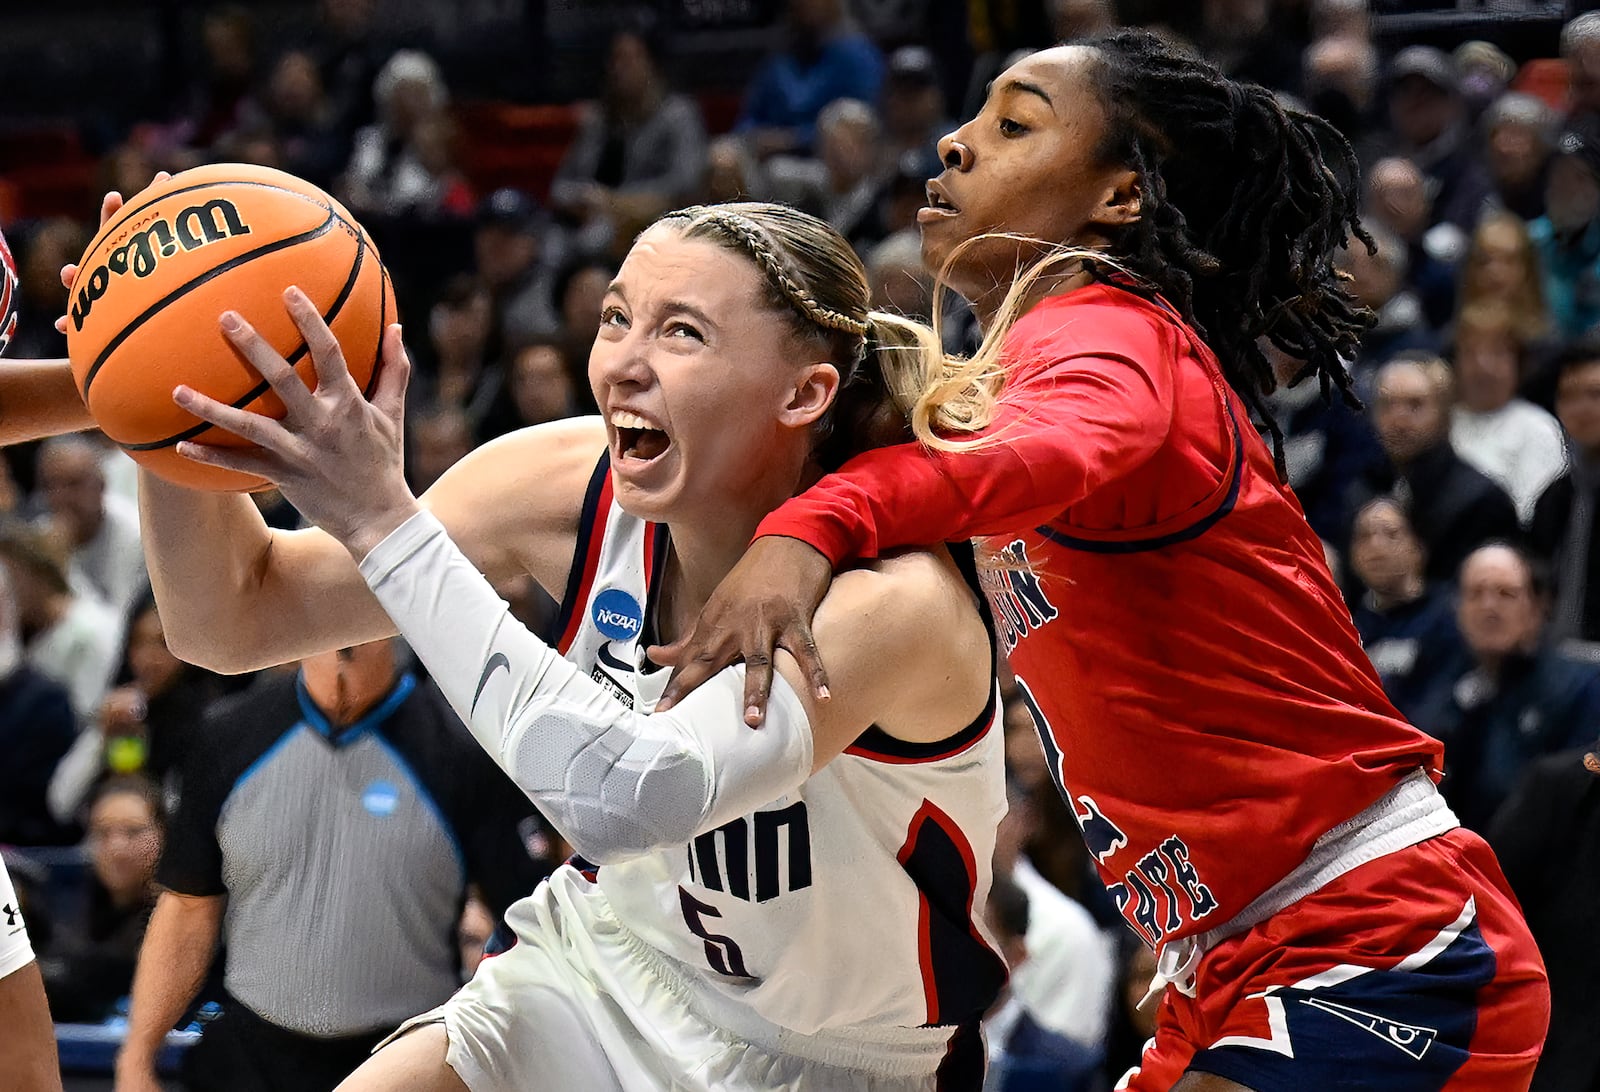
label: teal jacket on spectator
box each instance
[1531,216,1600,339]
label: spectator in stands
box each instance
[736,0,885,157]
[981,875,1103,1092]
[307,0,387,142]
[767,99,888,246]
[1192,0,1305,95]
[1339,222,1438,385]
[866,231,932,322]
[1260,350,1388,544]
[115,639,545,1092]
[414,275,500,430]
[473,188,562,345]
[1311,0,1367,41]
[1350,355,1520,584]
[703,135,766,205]
[1457,211,1553,346]
[1488,740,1600,1092]
[1002,693,1051,797]
[100,139,162,215]
[10,218,86,361]
[1484,92,1556,223]
[1531,121,1600,341]
[1453,40,1516,123]
[1364,157,1460,329]
[1098,940,1160,1088]
[993,778,1116,1052]
[342,50,463,220]
[1349,497,1463,727]
[0,565,77,847]
[555,259,613,375]
[40,776,161,1023]
[1303,31,1379,144]
[1449,303,1566,523]
[0,524,119,723]
[456,895,494,981]
[1562,11,1600,127]
[875,152,935,242]
[1431,543,1600,831]
[180,5,258,150]
[1533,337,1600,642]
[483,336,582,439]
[251,49,345,190]
[1383,46,1494,231]
[49,593,231,823]
[551,22,708,263]
[217,123,287,173]
[407,403,474,495]
[880,47,949,181]
[34,436,146,621]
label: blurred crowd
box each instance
[3,1,1599,1089]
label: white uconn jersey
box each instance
[553,455,1008,1044]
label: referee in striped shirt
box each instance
[115,639,546,1092]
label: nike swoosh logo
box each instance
[596,642,635,675]
[473,652,510,715]
[7,926,23,937]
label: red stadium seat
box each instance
[453,101,583,202]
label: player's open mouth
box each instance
[918,181,960,224]
[610,409,671,464]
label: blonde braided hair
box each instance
[653,201,997,463]
[661,205,870,341]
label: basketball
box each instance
[65,163,396,492]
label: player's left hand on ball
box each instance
[56,172,172,333]
[172,285,419,559]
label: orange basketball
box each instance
[66,163,396,492]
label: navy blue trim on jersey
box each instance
[1033,398,1245,555]
[935,1021,986,1092]
[898,801,1007,1028]
[551,452,614,647]
[638,520,674,670]
[848,685,997,763]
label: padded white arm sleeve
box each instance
[358,510,814,865]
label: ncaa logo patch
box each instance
[362,780,400,818]
[592,588,644,641]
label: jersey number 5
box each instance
[678,887,751,978]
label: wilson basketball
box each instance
[66,163,395,492]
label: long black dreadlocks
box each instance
[1084,29,1374,474]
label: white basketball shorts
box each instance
[376,866,951,1092]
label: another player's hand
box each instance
[57,173,173,332]
[172,286,418,560]
[652,536,834,725]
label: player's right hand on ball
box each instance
[55,172,172,333]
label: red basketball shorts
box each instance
[1114,828,1550,1091]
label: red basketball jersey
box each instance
[758,283,1446,950]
